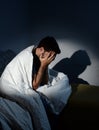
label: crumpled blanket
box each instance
[0,79,51,130]
[0,45,72,130]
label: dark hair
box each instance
[37,36,61,54]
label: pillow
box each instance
[0,49,16,76]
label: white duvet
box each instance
[0,45,72,130]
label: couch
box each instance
[57,83,99,130]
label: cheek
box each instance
[41,52,46,58]
[40,50,45,56]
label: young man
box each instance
[0,36,71,130]
[32,36,61,90]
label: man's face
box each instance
[42,51,56,58]
[39,47,56,60]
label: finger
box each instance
[48,53,56,62]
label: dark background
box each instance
[0,0,99,53]
[0,0,99,85]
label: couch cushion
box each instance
[69,84,99,108]
[58,84,99,130]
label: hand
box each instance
[39,51,56,67]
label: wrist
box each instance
[40,64,48,70]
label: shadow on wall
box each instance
[53,50,91,85]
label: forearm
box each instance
[40,69,49,85]
[32,66,48,90]
[32,50,55,90]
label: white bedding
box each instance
[0,71,71,130]
[0,97,33,130]
[0,78,51,130]
[0,45,72,130]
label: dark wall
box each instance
[29,0,99,57]
[0,0,32,52]
[0,0,99,56]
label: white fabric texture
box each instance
[0,45,72,130]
